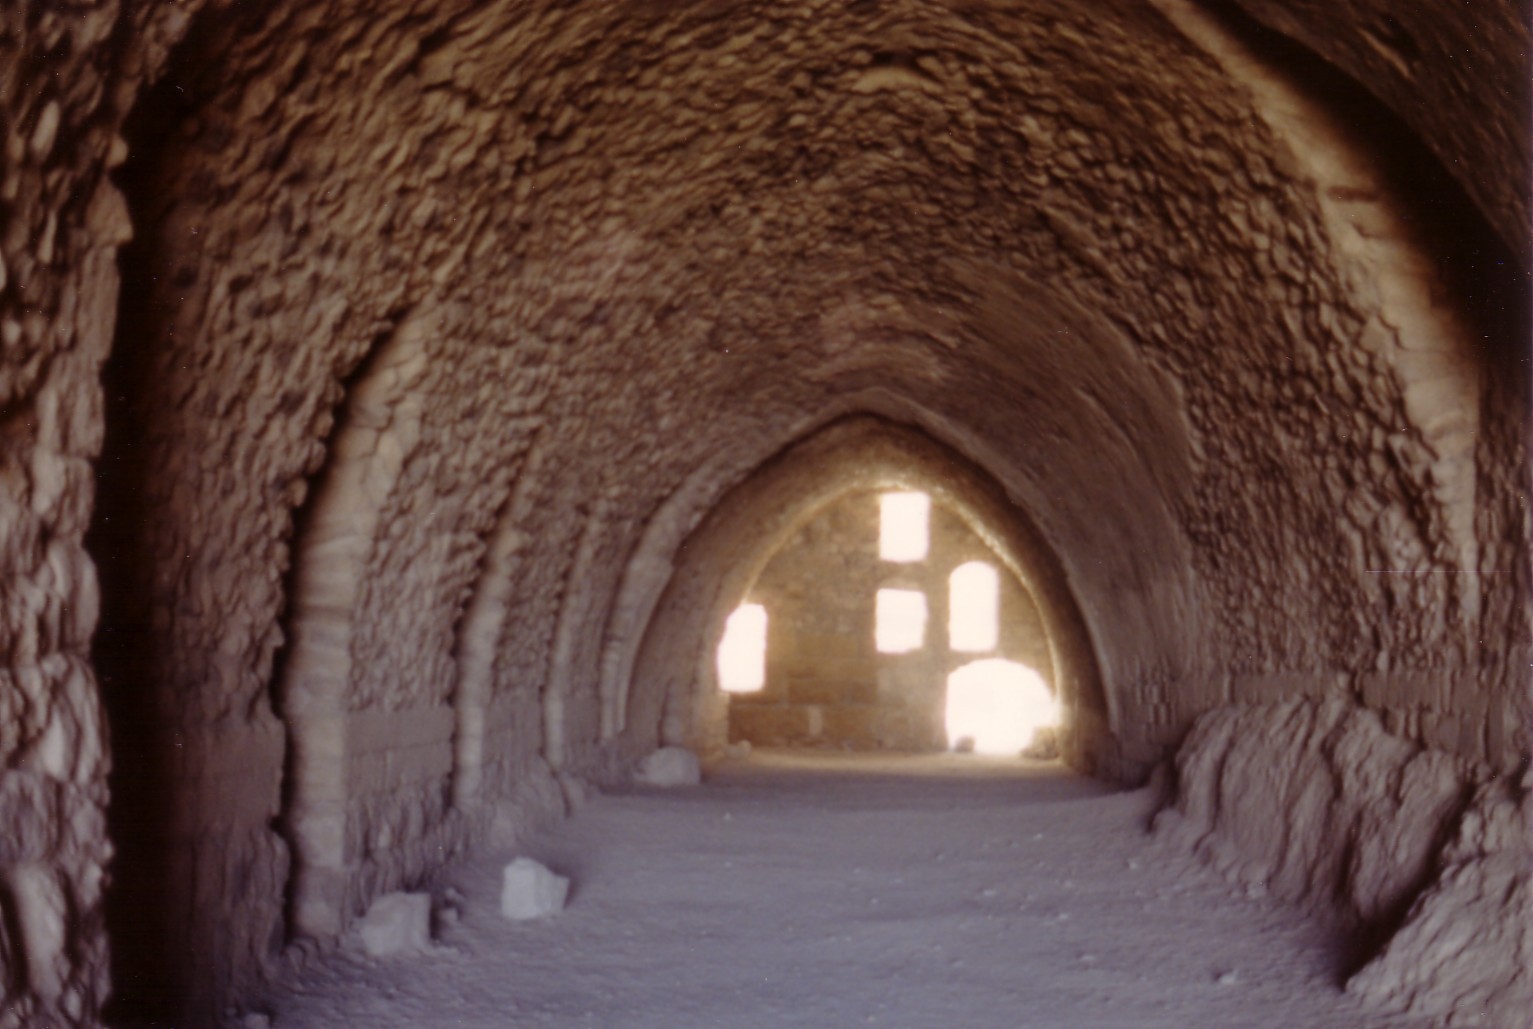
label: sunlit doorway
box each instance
[945,659,1057,755]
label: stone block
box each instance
[636,747,701,787]
[357,892,432,957]
[500,858,569,921]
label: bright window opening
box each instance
[875,588,928,653]
[879,492,930,562]
[949,561,999,652]
[945,659,1057,754]
[717,603,768,693]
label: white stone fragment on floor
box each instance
[501,858,570,921]
[636,746,701,786]
[357,892,433,957]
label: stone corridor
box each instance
[0,0,1527,1025]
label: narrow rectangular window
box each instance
[949,562,1000,652]
[718,603,768,692]
[879,492,930,562]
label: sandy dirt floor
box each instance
[255,752,1434,1028]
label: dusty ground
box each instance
[256,752,1433,1028]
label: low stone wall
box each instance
[1154,696,1529,1024]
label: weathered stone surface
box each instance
[1347,772,1532,1025]
[1156,697,1529,1024]
[0,1,218,1024]
[1225,0,1531,264]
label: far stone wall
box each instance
[730,490,1053,751]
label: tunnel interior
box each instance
[0,0,1527,1026]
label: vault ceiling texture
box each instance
[0,0,1526,1024]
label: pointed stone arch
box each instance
[625,412,1123,775]
[274,304,437,938]
[449,430,548,811]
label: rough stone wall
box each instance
[1156,697,1531,1024]
[731,490,1053,751]
[0,0,1522,1023]
[1225,0,1531,264]
[0,1,212,1023]
[1349,770,1532,1023]
[1145,0,1530,770]
[731,495,887,749]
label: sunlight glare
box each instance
[945,659,1056,754]
[879,492,930,562]
[718,603,768,693]
[949,561,999,652]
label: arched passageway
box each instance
[697,470,1062,755]
[631,416,1111,772]
[0,0,1525,1025]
